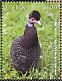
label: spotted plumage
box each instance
[10,10,41,74]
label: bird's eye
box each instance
[32,19,34,21]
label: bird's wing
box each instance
[18,55,27,63]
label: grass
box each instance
[2,2,60,79]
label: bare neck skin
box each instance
[27,20,34,27]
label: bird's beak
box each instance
[36,20,41,25]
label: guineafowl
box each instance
[10,10,41,74]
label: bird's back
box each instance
[10,25,41,74]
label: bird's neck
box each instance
[27,20,34,27]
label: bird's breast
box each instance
[20,27,38,48]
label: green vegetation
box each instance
[2,2,60,79]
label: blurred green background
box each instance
[2,2,60,79]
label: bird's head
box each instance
[28,10,41,25]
